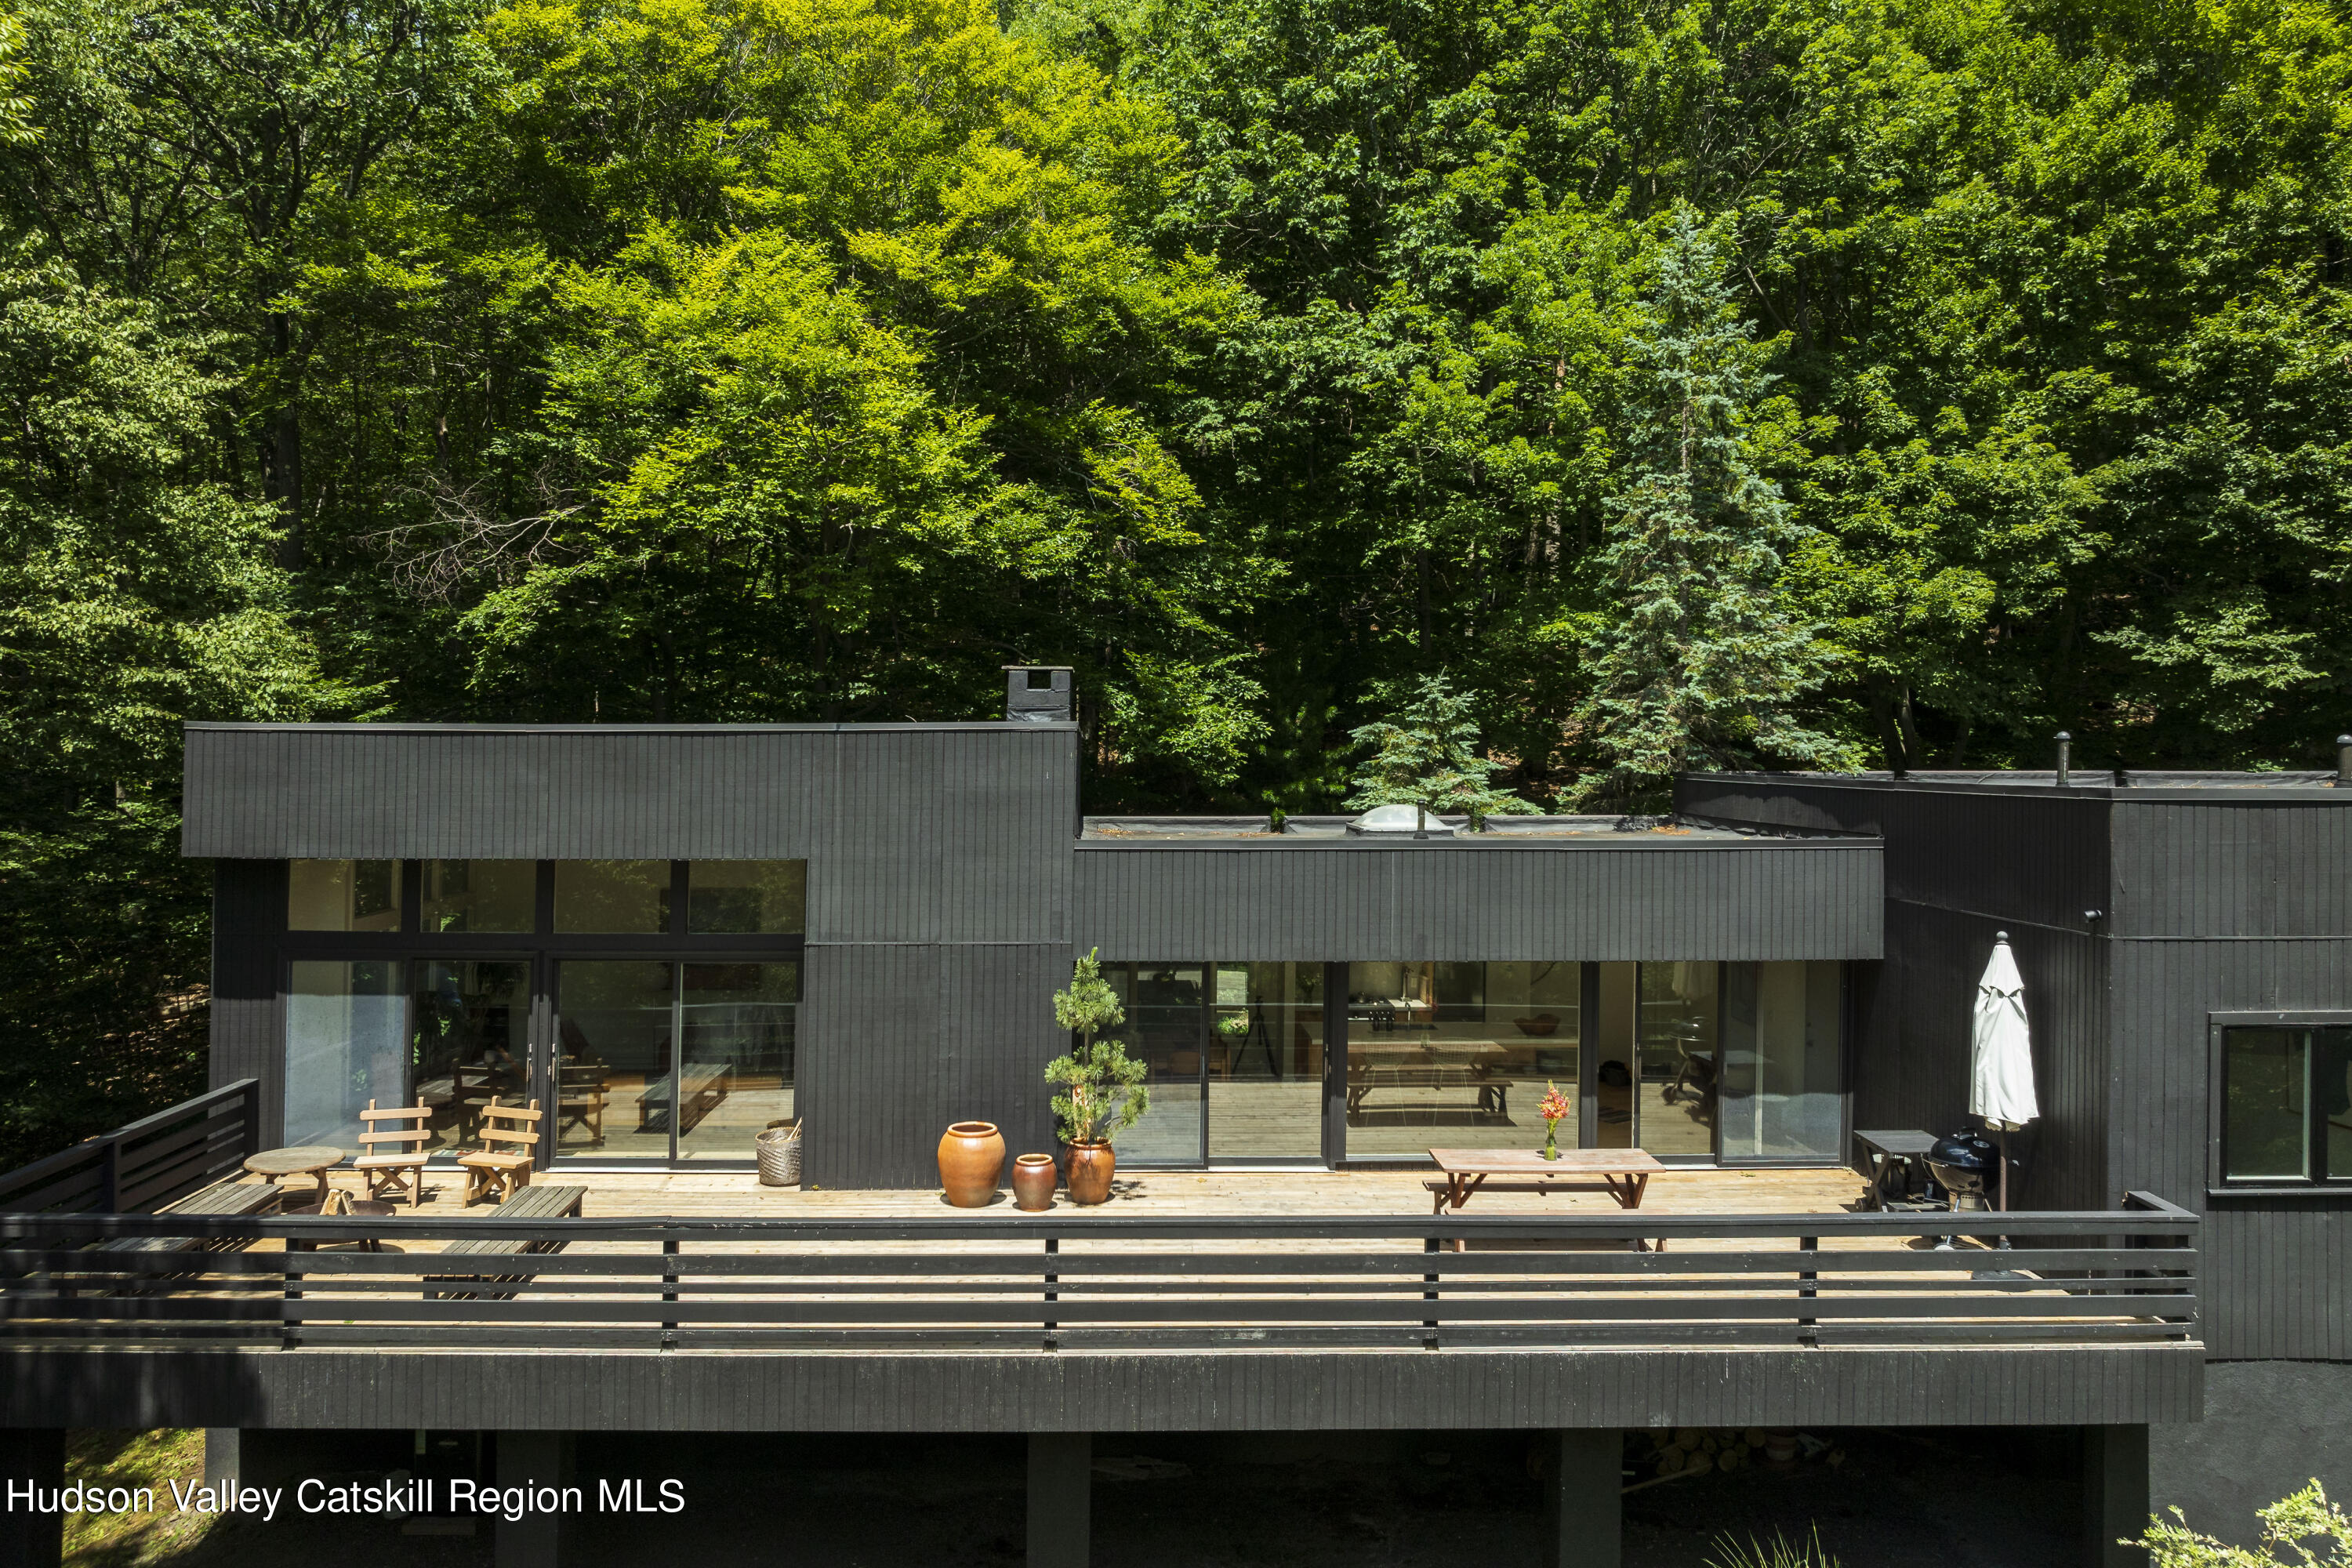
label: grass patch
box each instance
[64,1430,220,1566]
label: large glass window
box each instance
[688,862,807,935]
[554,960,674,1158]
[2222,1025,2352,1185]
[678,964,797,1159]
[553,960,800,1161]
[1344,961,1578,1157]
[1207,962,1324,1160]
[554,861,672,934]
[288,860,400,932]
[1636,962,1719,1158]
[421,861,537,933]
[1593,964,1636,1148]
[1719,961,1843,1160]
[1108,964,1209,1163]
[410,960,531,1152]
[284,960,406,1146]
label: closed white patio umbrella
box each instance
[1970,931,2039,1211]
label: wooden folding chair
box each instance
[456,1098,541,1206]
[354,1099,432,1207]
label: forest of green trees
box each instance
[2,0,2348,1160]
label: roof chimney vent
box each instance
[1003,666,1074,724]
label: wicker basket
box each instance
[756,1120,803,1187]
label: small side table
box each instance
[244,1145,346,1206]
[1854,1129,1939,1211]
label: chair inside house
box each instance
[354,1099,432,1207]
[557,1060,610,1149]
[456,1098,541,1206]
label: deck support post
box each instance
[202,1430,240,1486]
[495,1430,575,1568]
[1027,1432,1090,1568]
[2083,1425,2150,1568]
[0,1428,65,1568]
[1543,1428,1621,1568]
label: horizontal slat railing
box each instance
[0,1196,2199,1353]
[0,1080,261,1216]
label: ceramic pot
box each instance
[1065,1141,1116,1206]
[1011,1153,1057,1211]
[938,1120,1006,1207]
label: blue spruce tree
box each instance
[1576,205,1845,811]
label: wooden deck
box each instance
[310,1161,1875,1222]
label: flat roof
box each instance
[1686,769,2351,803]
[1080,815,1857,844]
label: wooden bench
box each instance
[637,1062,731,1136]
[423,1183,586,1301]
[96,1177,279,1254]
[1346,1064,1511,1117]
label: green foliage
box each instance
[0,247,320,1168]
[3,0,2352,1165]
[1045,949,1149,1144]
[1704,1527,1842,1568]
[1575,207,1850,810]
[1345,673,1538,829]
[2142,1481,2352,1568]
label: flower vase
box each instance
[1541,1127,1559,1160]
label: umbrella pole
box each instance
[1996,1125,2013,1251]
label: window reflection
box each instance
[1207,962,1323,1160]
[1719,961,1842,1160]
[284,960,405,1146]
[554,861,672,933]
[555,960,674,1157]
[421,861,536,933]
[1105,964,1206,1163]
[410,960,530,1152]
[1343,962,1579,1156]
[677,964,797,1158]
[687,862,807,935]
[288,860,401,932]
[1636,962,1718,1157]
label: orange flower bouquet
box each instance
[1538,1082,1570,1160]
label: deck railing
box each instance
[0,1080,262,1217]
[0,1194,2198,1352]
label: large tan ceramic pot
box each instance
[938,1121,1007,1207]
[1065,1142,1116,1206]
[1011,1153,1057,1211]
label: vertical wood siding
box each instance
[800,942,1067,1189]
[2109,937,2352,1360]
[1075,844,1882,962]
[208,859,287,1145]
[2113,801,2352,938]
[182,725,1078,946]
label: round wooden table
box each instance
[244,1145,345,1205]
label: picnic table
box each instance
[1426,1147,1667,1212]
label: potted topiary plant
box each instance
[1046,949,1150,1205]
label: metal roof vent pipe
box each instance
[2054,731,2071,787]
[1003,666,1074,723]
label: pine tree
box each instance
[1574,205,1845,811]
[1345,674,1538,830]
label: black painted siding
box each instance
[183,724,1077,946]
[1076,841,1882,962]
[209,860,285,1142]
[5,1344,2202,1433]
[800,942,1066,1189]
[1685,774,2352,1366]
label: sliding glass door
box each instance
[551,959,798,1162]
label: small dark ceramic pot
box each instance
[1011,1153,1057,1211]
